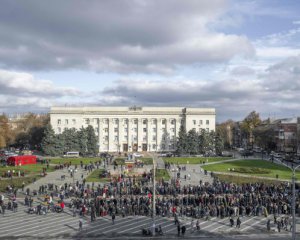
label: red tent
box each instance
[7,155,37,166]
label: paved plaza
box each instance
[0,196,299,239]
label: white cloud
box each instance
[0,69,80,97]
[0,0,254,73]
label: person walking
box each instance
[236,217,241,228]
[79,219,83,231]
[267,219,271,231]
[177,224,181,236]
[181,225,186,236]
[112,213,116,225]
[196,219,200,231]
[230,217,234,227]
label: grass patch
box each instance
[202,159,300,180]
[50,157,101,165]
[155,169,170,181]
[138,157,153,165]
[232,167,271,174]
[86,169,110,182]
[215,173,288,185]
[0,175,41,192]
[114,158,125,165]
[163,157,233,164]
[0,163,55,175]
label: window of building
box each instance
[206,120,209,125]
[124,119,128,124]
[94,118,99,124]
[134,128,137,132]
[171,119,175,124]
[114,119,118,124]
[72,119,76,125]
[143,119,147,124]
[193,128,196,131]
[104,119,109,124]
[65,119,68,124]
[124,128,128,132]
[104,136,108,141]
[58,127,61,133]
[171,128,175,132]
[85,119,90,124]
[181,119,184,125]
[161,144,165,150]
[143,136,147,141]
[114,136,118,141]
[104,128,108,133]
[152,136,156,141]
[200,120,203,125]
[114,127,118,133]
[162,128,166,132]
[162,119,166,124]
[133,136,137,141]
[152,144,156,149]
[57,119,61,125]
[152,119,157,124]
[124,135,128,140]
[134,119,138,124]
[143,128,147,132]
[153,128,156,132]
[95,127,99,132]
[193,120,196,125]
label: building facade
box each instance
[50,106,216,152]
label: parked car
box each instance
[133,152,144,158]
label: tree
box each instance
[62,128,79,152]
[216,120,234,149]
[186,129,198,155]
[86,125,98,155]
[77,127,88,155]
[215,132,224,155]
[176,124,188,155]
[41,124,57,156]
[241,111,261,148]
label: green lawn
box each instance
[163,157,233,164]
[114,157,153,165]
[215,174,287,185]
[50,157,101,165]
[0,175,41,192]
[138,157,153,165]
[0,163,55,175]
[155,169,170,181]
[202,159,300,180]
[86,169,110,182]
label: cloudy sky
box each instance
[1,0,300,122]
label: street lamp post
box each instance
[152,154,156,236]
[280,161,300,240]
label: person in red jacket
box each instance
[60,201,65,212]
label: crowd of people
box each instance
[0,157,299,236]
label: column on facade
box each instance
[156,118,162,152]
[147,118,152,152]
[108,118,114,152]
[137,118,143,152]
[118,118,123,152]
[166,118,170,151]
[128,117,133,152]
[97,118,101,152]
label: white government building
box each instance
[50,106,216,153]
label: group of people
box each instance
[1,156,299,236]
